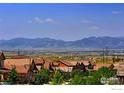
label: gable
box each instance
[0,52,5,60]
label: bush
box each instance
[97,67,117,78]
[7,68,19,84]
[70,74,83,85]
[34,69,50,85]
[63,72,71,82]
[71,69,86,78]
[51,70,64,85]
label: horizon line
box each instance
[0,36,124,41]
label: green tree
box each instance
[7,68,19,84]
[85,72,102,85]
[34,69,50,85]
[51,70,64,85]
[71,69,84,78]
[84,67,117,85]
[97,67,117,78]
[63,72,71,82]
[70,66,117,85]
[70,74,83,85]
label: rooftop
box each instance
[0,52,6,60]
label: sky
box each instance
[0,3,124,41]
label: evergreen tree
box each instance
[34,69,50,85]
[7,68,19,84]
[70,74,83,85]
[51,70,64,85]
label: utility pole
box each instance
[103,48,105,63]
[112,50,115,63]
[17,49,20,56]
[105,47,109,63]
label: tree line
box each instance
[5,66,118,85]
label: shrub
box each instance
[51,70,64,85]
[7,68,19,84]
[34,69,50,85]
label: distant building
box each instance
[34,58,76,72]
[52,60,74,72]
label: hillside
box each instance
[0,37,124,49]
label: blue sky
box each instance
[0,3,124,41]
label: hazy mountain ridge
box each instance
[0,37,124,49]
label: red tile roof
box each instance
[10,55,30,59]
[93,63,111,70]
[4,58,31,74]
[57,60,73,67]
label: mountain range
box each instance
[0,37,124,49]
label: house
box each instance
[4,55,49,83]
[4,56,52,79]
[34,57,53,70]
[33,58,95,72]
[72,60,95,72]
[52,60,74,72]
[5,56,40,83]
[4,56,32,78]
[33,58,74,72]
[33,58,45,70]
[0,52,10,81]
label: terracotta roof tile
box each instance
[58,60,73,67]
[4,58,31,74]
[93,63,111,70]
[10,55,30,59]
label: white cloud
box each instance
[89,26,99,30]
[112,11,122,15]
[81,19,91,24]
[34,17,44,23]
[45,18,55,23]
[28,17,43,24]
[29,17,56,24]
[81,19,99,30]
